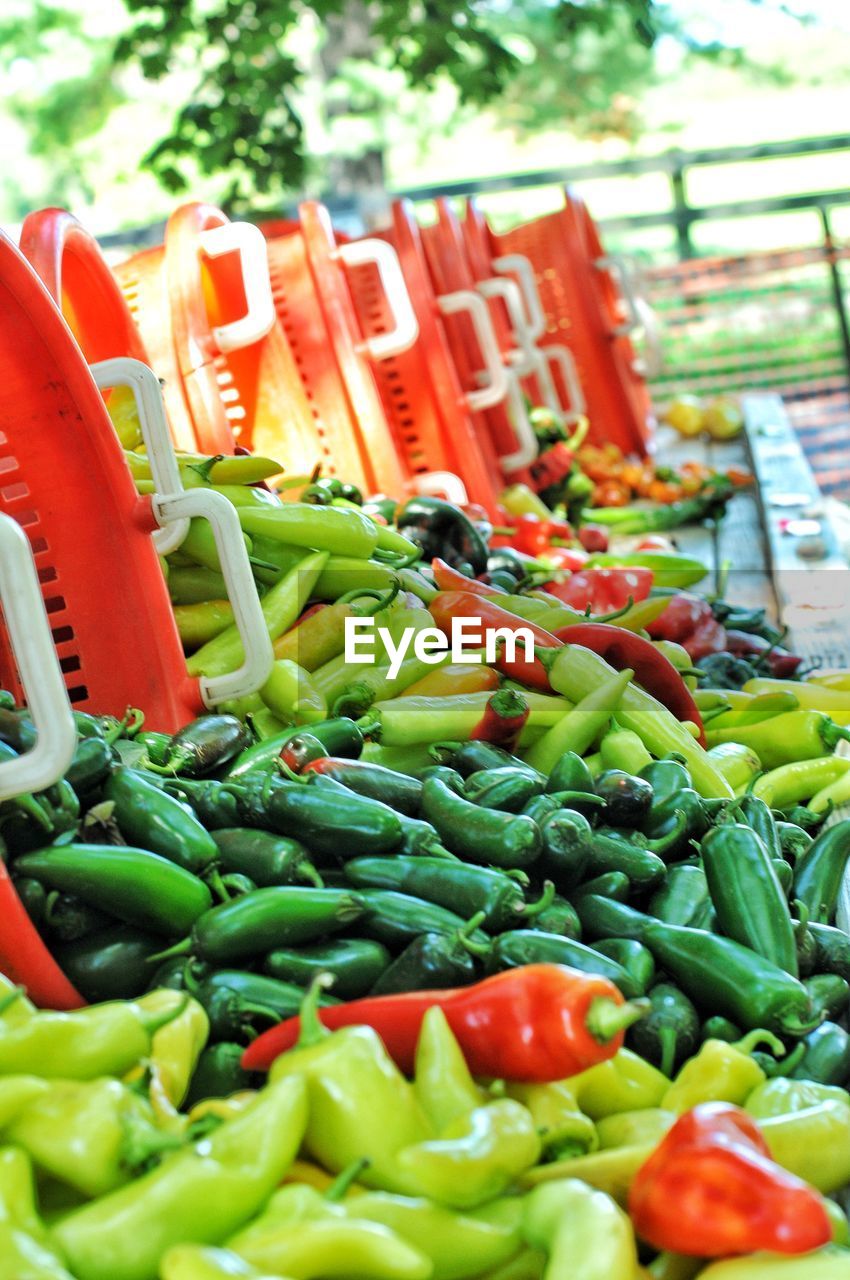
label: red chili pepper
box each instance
[647,592,713,643]
[241,963,646,1080]
[629,1101,832,1257]
[577,524,609,553]
[545,567,653,614]
[724,630,804,677]
[431,558,506,596]
[683,616,727,662]
[529,442,575,491]
[544,548,589,573]
[0,861,84,1009]
[509,514,573,558]
[429,591,560,690]
[470,687,530,751]
[548,623,706,746]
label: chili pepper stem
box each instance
[645,809,689,855]
[585,996,650,1044]
[734,1028,787,1057]
[823,722,850,749]
[521,881,557,920]
[146,938,192,964]
[0,986,25,1016]
[325,1157,371,1201]
[658,1025,678,1079]
[296,972,336,1048]
[205,867,231,902]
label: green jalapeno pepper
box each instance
[627,982,700,1078]
[65,736,114,796]
[809,922,850,982]
[592,939,656,995]
[54,926,164,1002]
[226,774,403,858]
[538,809,592,890]
[370,922,483,995]
[15,845,212,937]
[355,889,490,952]
[702,824,798,975]
[210,829,322,888]
[421,776,541,869]
[648,864,712,928]
[638,758,692,801]
[776,822,813,861]
[465,768,545,813]
[264,939,391,1000]
[479,929,643,999]
[533,893,583,940]
[573,896,819,1037]
[793,819,850,923]
[787,1020,850,1086]
[184,1043,257,1108]
[104,768,221,879]
[191,970,339,1042]
[573,871,631,902]
[804,973,850,1023]
[160,716,252,777]
[158,887,366,966]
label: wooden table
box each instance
[649,393,850,667]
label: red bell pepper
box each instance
[429,591,560,690]
[545,567,653,614]
[431,558,506,596]
[629,1101,832,1257]
[241,963,646,1080]
[470,687,530,751]
[509,514,574,557]
[545,623,706,746]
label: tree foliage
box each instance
[112,0,660,204]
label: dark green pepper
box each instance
[42,893,110,943]
[229,774,403,859]
[14,844,212,938]
[735,794,783,861]
[592,938,656,995]
[161,887,366,965]
[628,982,700,1077]
[573,895,820,1037]
[162,777,242,831]
[226,718,363,778]
[776,822,813,862]
[264,938,391,1000]
[702,824,798,976]
[638,758,691,802]
[55,925,164,1002]
[701,1016,742,1044]
[594,770,653,827]
[482,929,643,998]
[583,830,666,889]
[344,855,548,933]
[396,495,488,575]
[301,759,422,816]
[545,750,596,797]
[443,740,541,780]
[809,922,850,982]
[539,809,592,891]
[788,1021,850,1086]
[782,805,830,832]
[136,731,171,768]
[210,828,322,888]
[649,864,711,928]
[464,767,544,813]
[533,894,582,940]
[65,736,114,796]
[803,973,850,1022]
[772,859,794,897]
[191,969,337,1041]
[421,776,541,869]
[354,889,489,952]
[793,819,850,924]
[103,768,220,878]
[573,871,631,902]
[161,715,252,776]
[14,877,47,928]
[369,923,482,995]
[522,793,567,825]
[643,790,713,858]
[183,1043,258,1107]
[796,924,819,978]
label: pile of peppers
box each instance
[0,965,845,1280]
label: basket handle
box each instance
[0,515,76,800]
[476,276,537,377]
[91,358,189,557]
[197,222,276,355]
[411,471,470,505]
[437,290,509,411]
[596,256,662,379]
[491,254,546,341]
[152,487,273,707]
[542,346,587,423]
[334,239,419,360]
[499,371,538,474]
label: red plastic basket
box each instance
[0,231,271,730]
[264,203,415,498]
[463,198,586,426]
[114,203,278,454]
[485,193,654,455]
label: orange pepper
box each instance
[400,664,500,698]
[593,480,631,507]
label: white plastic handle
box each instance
[499,370,538,473]
[543,346,587,422]
[437,291,509,411]
[334,239,419,360]
[0,516,76,800]
[595,256,663,378]
[492,254,546,341]
[91,358,189,557]
[595,255,642,336]
[152,487,274,706]
[197,222,276,355]
[476,277,537,377]
[412,472,469,506]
